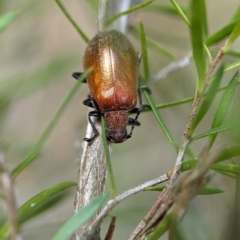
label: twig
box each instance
[136,146,219,239]
[89,173,169,231]
[72,121,107,240]
[0,149,22,240]
[234,163,240,238]
[149,54,192,84]
[130,46,225,239]
[104,216,116,240]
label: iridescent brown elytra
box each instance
[73,30,145,143]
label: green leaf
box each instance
[145,3,187,17]
[0,182,76,239]
[145,185,223,195]
[148,78,240,111]
[181,159,197,171]
[225,60,240,71]
[208,72,239,148]
[223,19,240,52]
[105,0,154,27]
[215,145,240,163]
[129,25,176,60]
[200,0,208,36]
[140,21,150,81]
[3,54,78,100]
[153,97,194,110]
[145,186,165,192]
[55,0,89,43]
[205,19,239,46]
[101,118,116,198]
[216,170,236,178]
[182,158,240,177]
[0,10,18,33]
[190,65,224,132]
[170,0,190,27]
[226,50,240,58]
[146,37,176,60]
[191,120,240,141]
[87,0,98,12]
[199,187,223,195]
[190,0,206,91]
[231,7,240,21]
[148,214,172,240]
[140,76,179,152]
[18,182,76,223]
[212,163,240,175]
[11,70,91,179]
[51,194,107,240]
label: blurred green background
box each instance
[1,0,240,239]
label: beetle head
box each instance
[104,111,128,143]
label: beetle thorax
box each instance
[104,110,128,143]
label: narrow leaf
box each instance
[140,76,179,152]
[205,19,239,46]
[148,214,172,240]
[18,182,76,223]
[101,118,116,198]
[190,0,206,91]
[223,19,240,52]
[0,10,18,33]
[129,25,176,60]
[51,194,107,240]
[231,7,240,21]
[55,0,89,43]
[215,145,240,163]
[191,120,240,141]
[212,163,240,175]
[181,159,197,172]
[225,60,240,71]
[199,187,223,195]
[145,185,222,195]
[226,50,240,58]
[208,72,239,148]
[145,4,187,17]
[182,159,240,176]
[217,170,236,178]
[200,0,208,36]
[140,21,150,81]
[190,65,224,132]
[0,182,76,239]
[151,79,240,111]
[145,186,165,192]
[147,37,176,60]
[170,0,190,27]
[105,0,154,27]
[11,70,91,179]
[87,0,98,12]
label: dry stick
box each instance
[89,174,169,230]
[72,121,107,240]
[0,149,22,240]
[129,47,225,239]
[104,216,116,240]
[144,146,218,239]
[167,150,217,240]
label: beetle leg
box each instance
[127,86,151,139]
[83,98,94,108]
[128,118,140,126]
[72,72,87,83]
[84,110,102,142]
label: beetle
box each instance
[73,30,144,143]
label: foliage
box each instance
[0,0,240,239]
